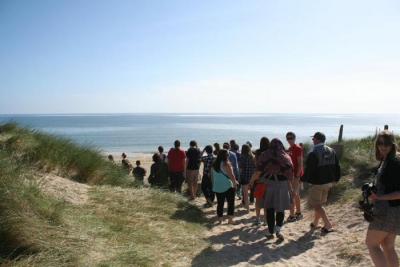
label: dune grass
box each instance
[0,123,209,266]
[0,123,129,186]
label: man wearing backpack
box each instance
[302,132,341,234]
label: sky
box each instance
[1,0,400,114]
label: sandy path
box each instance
[191,198,380,267]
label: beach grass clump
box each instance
[0,150,83,266]
[0,123,129,186]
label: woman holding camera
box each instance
[366,130,400,267]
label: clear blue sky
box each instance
[1,0,399,114]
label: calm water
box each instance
[0,114,399,154]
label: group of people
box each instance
[109,130,400,267]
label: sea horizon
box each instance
[1,113,398,154]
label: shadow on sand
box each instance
[191,224,318,267]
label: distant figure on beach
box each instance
[167,140,186,193]
[133,160,146,185]
[121,153,133,173]
[158,146,167,162]
[239,144,255,212]
[108,154,115,163]
[250,137,270,225]
[366,130,400,267]
[301,132,341,234]
[251,138,293,241]
[285,132,304,222]
[148,153,169,189]
[201,145,215,207]
[212,149,238,224]
[186,140,201,200]
[213,143,221,156]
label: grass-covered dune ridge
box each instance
[0,123,129,186]
[0,123,208,266]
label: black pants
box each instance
[169,172,184,193]
[201,174,215,202]
[216,187,235,217]
[266,208,284,234]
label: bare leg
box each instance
[314,205,332,229]
[366,229,389,267]
[255,198,261,221]
[242,185,249,211]
[382,233,399,267]
[313,208,321,226]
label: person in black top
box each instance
[366,130,400,267]
[186,140,201,200]
[301,132,341,234]
[148,153,169,189]
[133,160,146,185]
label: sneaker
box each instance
[295,213,303,220]
[265,233,274,240]
[286,215,297,223]
[276,232,284,241]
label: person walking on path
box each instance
[223,143,240,197]
[301,132,341,234]
[251,138,294,241]
[250,137,270,225]
[201,145,215,207]
[167,140,186,193]
[366,130,400,267]
[285,132,304,222]
[186,140,202,200]
[239,144,256,212]
[212,149,238,224]
[148,153,169,189]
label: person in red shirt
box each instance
[167,140,186,193]
[286,132,304,222]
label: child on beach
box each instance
[239,144,256,212]
[148,153,169,189]
[133,160,146,184]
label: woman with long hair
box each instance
[212,149,238,224]
[366,130,400,267]
[250,137,270,225]
[239,144,256,212]
[250,138,293,241]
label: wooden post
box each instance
[338,124,343,143]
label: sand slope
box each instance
[191,198,388,267]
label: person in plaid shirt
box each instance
[239,144,256,212]
[201,145,215,207]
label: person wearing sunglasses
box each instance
[366,130,400,267]
[301,132,341,234]
[285,132,304,222]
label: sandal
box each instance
[321,227,335,234]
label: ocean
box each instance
[0,113,398,154]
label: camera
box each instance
[359,182,377,222]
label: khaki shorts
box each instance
[291,177,301,195]
[186,170,200,184]
[308,183,334,207]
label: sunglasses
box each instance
[377,141,392,147]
